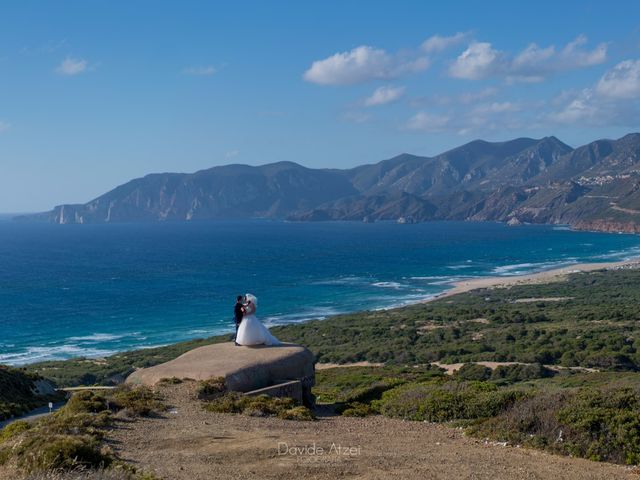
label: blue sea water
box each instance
[1,219,639,365]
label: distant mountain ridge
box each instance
[17,133,640,233]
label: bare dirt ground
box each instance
[107,382,638,480]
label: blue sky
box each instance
[2,0,640,212]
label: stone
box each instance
[126,342,315,404]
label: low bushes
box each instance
[455,363,492,381]
[109,385,165,417]
[376,380,526,422]
[196,377,226,400]
[471,385,640,465]
[8,434,111,473]
[314,365,445,416]
[203,392,315,421]
[0,420,31,442]
[0,386,164,477]
[491,363,555,384]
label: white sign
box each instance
[48,402,53,412]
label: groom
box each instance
[233,295,245,346]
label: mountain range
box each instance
[18,133,640,233]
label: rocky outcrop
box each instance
[126,342,315,405]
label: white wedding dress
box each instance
[235,294,281,346]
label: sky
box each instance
[2,1,640,212]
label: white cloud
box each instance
[421,32,468,53]
[549,89,598,124]
[364,85,405,106]
[549,60,640,126]
[55,57,88,76]
[225,150,240,159]
[449,42,502,80]
[512,43,555,69]
[303,45,429,85]
[405,112,450,132]
[404,98,531,135]
[183,65,217,76]
[596,60,640,99]
[449,35,607,81]
[561,34,607,67]
[0,121,10,133]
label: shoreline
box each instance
[6,257,640,368]
[429,257,640,302]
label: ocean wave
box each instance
[310,276,370,286]
[68,333,130,342]
[371,281,406,289]
[0,345,116,366]
[585,246,640,261]
[409,275,452,280]
[262,306,345,326]
[491,260,576,276]
[372,292,440,310]
[411,275,480,286]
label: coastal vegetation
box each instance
[197,377,315,421]
[0,366,63,421]
[0,386,163,479]
[26,268,640,386]
[7,267,640,467]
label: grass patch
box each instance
[196,377,226,401]
[0,386,164,477]
[109,385,165,417]
[203,392,315,420]
[314,365,445,416]
[376,379,526,422]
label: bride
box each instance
[235,294,281,346]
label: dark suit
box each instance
[233,302,244,342]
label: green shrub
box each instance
[196,377,226,400]
[278,406,316,421]
[11,434,112,473]
[557,387,640,464]
[0,387,168,476]
[491,363,555,384]
[65,391,109,415]
[203,393,314,420]
[471,386,640,465]
[41,411,113,439]
[109,385,165,417]
[340,402,377,417]
[0,419,32,442]
[455,363,492,381]
[377,380,525,422]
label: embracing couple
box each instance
[233,294,281,346]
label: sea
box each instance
[1,219,640,366]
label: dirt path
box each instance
[108,382,638,480]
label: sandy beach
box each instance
[430,257,640,301]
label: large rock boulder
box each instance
[126,342,315,404]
